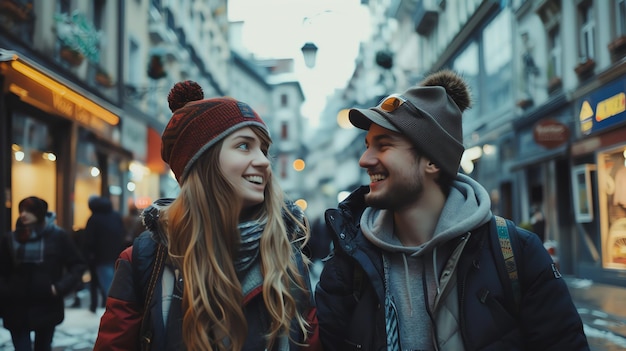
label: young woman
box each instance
[94,81,320,351]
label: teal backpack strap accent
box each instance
[494,215,521,311]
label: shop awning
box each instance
[0,48,121,139]
[509,144,569,171]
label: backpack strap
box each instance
[135,238,167,351]
[493,215,521,312]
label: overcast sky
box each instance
[228,0,370,127]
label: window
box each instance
[452,41,479,122]
[548,27,562,79]
[618,0,626,36]
[598,146,626,269]
[483,9,512,106]
[281,122,288,140]
[280,94,288,107]
[280,155,288,179]
[578,1,595,61]
[128,39,141,85]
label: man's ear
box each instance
[425,159,440,174]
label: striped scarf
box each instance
[12,229,45,263]
[234,218,266,272]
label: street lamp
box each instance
[300,9,335,69]
[301,42,318,69]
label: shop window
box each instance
[597,146,626,269]
[10,113,57,229]
[107,155,124,212]
[74,129,102,229]
[571,164,594,223]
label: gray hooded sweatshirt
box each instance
[359,173,493,350]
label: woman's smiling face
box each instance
[219,127,271,213]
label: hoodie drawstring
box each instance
[433,247,441,295]
[400,253,414,315]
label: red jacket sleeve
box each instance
[94,247,143,351]
[303,306,323,351]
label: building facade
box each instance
[0,0,233,234]
[301,0,626,287]
[1,1,128,232]
[386,0,626,286]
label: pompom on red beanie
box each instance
[161,81,268,184]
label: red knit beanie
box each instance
[161,81,268,184]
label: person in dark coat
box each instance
[84,195,126,312]
[122,203,146,247]
[315,70,589,350]
[0,196,87,351]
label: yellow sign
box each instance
[579,100,594,134]
[579,101,594,121]
[596,92,626,122]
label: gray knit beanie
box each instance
[348,70,472,177]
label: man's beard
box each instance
[365,175,423,210]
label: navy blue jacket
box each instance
[85,196,126,265]
[315,186,589,351]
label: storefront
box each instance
[510,94,576,273]
[572,75,626,286]
[0,49,131,233]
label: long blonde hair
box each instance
[163,126,311,350]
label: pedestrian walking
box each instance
[0,196,87,351]
[84,195,126,312]
[94,80,320,350]
[122,203,145,247]
[315,70,589,350]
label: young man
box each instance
[315,70,589,351]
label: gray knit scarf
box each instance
[234,218,266,272]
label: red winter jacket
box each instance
[94,234,322,351]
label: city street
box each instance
[567,278,626,351]
[0,278,625,350]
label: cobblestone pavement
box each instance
[0,290,103,351]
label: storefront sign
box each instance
[1,58,119,140]
[577,77,626,135]
[533,119,570,149]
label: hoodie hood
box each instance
[361,173,492,255]
[141,198,175,245]
[88,196,114,213]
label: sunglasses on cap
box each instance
[377,93,420,114]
